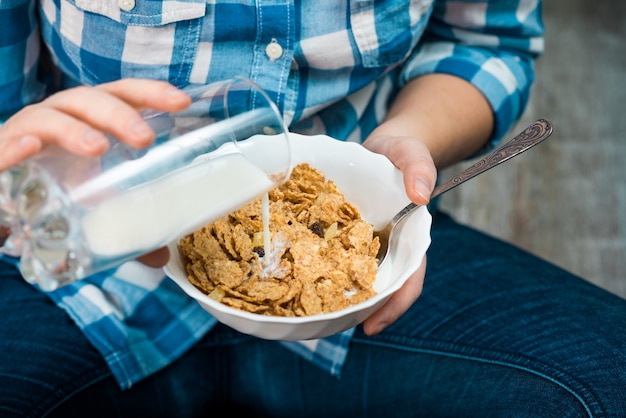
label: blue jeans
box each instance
[1,211,625,417]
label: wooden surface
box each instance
[438,0,626,298]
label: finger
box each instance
[0,135,42,172]
[136,246,170,268]
[2,106,110,157]
[402,150,437,205]
[44,80,191,149]
[0,80,192,169]
[363,136,437,206]
[44,86,158,148]
[387,139,436,205]
[362,255,427,335]
[97,79,192,113]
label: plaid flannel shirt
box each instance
[0,0,543,389]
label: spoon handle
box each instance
[389,119,553,225]
[431,118,553,200]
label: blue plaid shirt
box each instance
[0,0,543,389]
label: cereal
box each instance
[178,163,380,316]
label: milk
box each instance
[81,153,275,257]
[261,192,271,265]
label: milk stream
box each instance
[257,191,291,278]
[81,153,274,257]
[261,192,271,265]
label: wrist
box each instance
[377,74,494,169]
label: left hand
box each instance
[360,134,437,335]
[136,247,171,268]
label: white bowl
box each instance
[164,133,432,341]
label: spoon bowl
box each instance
[375,119,554,269]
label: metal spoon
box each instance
[374,118,554,269]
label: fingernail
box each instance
[82,127,108,150]
[165,86,188,99]
[414,177,432,202]
[18,134,39,146]
[128,117,153,139]
[165,86,187,96]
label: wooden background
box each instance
[439,0,626,298]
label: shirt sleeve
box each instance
[0,0,49,122]
[400,0,544,147]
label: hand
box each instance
[363,255,427,335]
[360,134,437,335]
[136,247,171,268]
[0,79,191,171]
[0,79,192,268]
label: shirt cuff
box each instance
[400,41,536,153]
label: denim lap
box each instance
[224,212,626,417]
[1,211,625,417]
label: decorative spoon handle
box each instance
[431,118,554,200]
[388,119,554,226]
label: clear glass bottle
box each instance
[0,77,291,290]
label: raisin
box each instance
[309,221,324,238]
[253,246,265,257]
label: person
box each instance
[1,0,624,416]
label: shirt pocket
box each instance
[52,0,207,86]
[349,0,433,68]
[71,0,206,26]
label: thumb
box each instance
[362,134,437,206]
[400,141,437,206]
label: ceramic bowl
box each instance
[164,133,432,341]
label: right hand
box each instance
[0,79,192,172]
[0,79,192,267]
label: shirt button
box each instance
[265,39,284,61]
[118,0,135,11]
